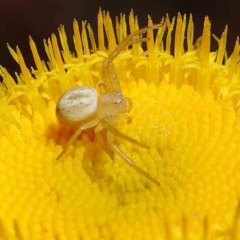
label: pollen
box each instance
[0,10,240,240]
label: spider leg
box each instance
[105,24,162,64]
[57,119,99,160]
[106,131,160,186]
[103,24,162,92]
[94,123,114,158]
[98,82,109,94]
[101,118,148,149]
[125,97,132,113]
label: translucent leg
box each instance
[95,130,114,159]
[103,24,162,92]
[106,131,160,186]
[57,119,99,160]
[125,97,132,113]
[106,25,162,64]
[98,82,108,94]
[101,118,148,149]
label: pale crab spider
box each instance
[56,24,162,186]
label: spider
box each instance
[56,24,162,186]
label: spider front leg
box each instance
[103,24,162,92]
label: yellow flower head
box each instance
[0,10,240,240]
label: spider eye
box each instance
[56,86,98,125]
[114,91,123,104]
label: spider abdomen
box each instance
[56,86,98,125]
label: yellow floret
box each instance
[0,9,240,240]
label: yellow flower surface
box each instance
[0,10,240,240]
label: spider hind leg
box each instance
[101,119,160,186]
